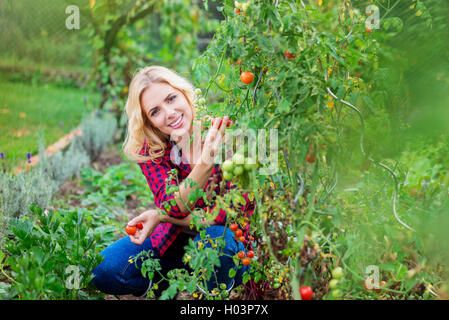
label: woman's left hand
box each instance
[127,209,162,245]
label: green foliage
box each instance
[0,74,99,169]
[79,162,154,208]
[2,205,110,299]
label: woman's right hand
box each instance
[200,115,230,168]
[127,209,162,245]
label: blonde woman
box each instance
[91,66,255,298]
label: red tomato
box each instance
[235,8,241,14]
[235,229,243,237]
[211,118,222,128]
[239,236,246,243]
[237,251,245,259]
[247,251,255,259]
[125,225,137,236]
[230,223,238,232]
[242,258,251,266]
[300,286,313,300]
[285,50,296,59]
[305,154,316,163]
[375,280,387,293]
[136,222,143,230]
[240,71,254,84]
[367,28,372,34]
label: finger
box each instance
[128,213,144,226]
[129,234,142,245]
[218,116,229,137]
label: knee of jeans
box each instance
[91,253,126,291]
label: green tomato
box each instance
[332,267,344,279]
[197,98,206,105]
[272,283,281,289]
[331,289,343,298]
[233,165,244,176]
[244,157,255,171]
[223,171,233,180]
[232,153,245,164]
[329,279,339,289]
[222,160,234,172]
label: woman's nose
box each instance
[166,107,177,119]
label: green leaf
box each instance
[242,272,251,284]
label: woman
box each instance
[91,66,255,298]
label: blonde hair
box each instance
[122,66,197,163]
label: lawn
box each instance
[0,73,100,170]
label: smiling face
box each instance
[140,82,193,141]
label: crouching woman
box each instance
[90,66,255,298]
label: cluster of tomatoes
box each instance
[221,150,256,181]
[125,222,143,236]
[234,1,249,15]
[328,266,344,298]
[230,223,255,266]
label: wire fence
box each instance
[0,0,92,73]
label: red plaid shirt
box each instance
[137,139,255,256]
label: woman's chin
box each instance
[169,127,190,141]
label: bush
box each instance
[0,111,117,251]
[72,112,117,162]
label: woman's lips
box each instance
[169,114,183,129]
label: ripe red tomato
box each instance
[305,154,315,163]
[236,60,242,66]
[211,118,222,127]
[136,222,143,230]
[239,236,246,242]
[125,225,137,236]
[375,280,387,293]
[366,28,372,34]
[230,223,238,232]
[237,251,245,259]
[247,251,255,259]
[300,286,313,300]
[235,229,243,237]
[242,258,251,266]
[240,71,254,84]
[235,8,241,14]
[285,50,296,59]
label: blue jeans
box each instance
[91,225,251,296]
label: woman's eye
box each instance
[169,95,177,102]
[150,108,159,116]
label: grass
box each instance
[0,72,101,170]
